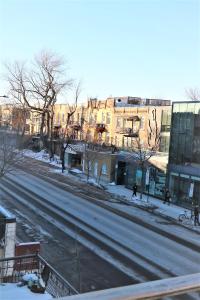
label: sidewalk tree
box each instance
[128,108,160,200]
[59,81,81,172]
[83,145,98,182]
[5,50,73,143]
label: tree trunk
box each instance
[140,166,145,200]
[60,144,65,173]
[49,112,54,161]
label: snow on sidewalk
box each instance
[106,183,200,231]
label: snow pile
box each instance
[70,168,83,174]
[22,273,38,282]
[0,283,52,300]
[24,150,62,168]
[0,205,15,219]
[129,196,158,210]
[87,178,101,187]
[24,150,48,161]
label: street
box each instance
[1,158,200,296]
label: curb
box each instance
[110,193,200,235]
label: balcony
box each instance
[123,128,139,137]
[95,123,106,133]
[70,122,81,131]
[0,254,78,298]
[126,116,140,122]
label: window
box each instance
[88,160,92,171]
[62,113,65,122]
[105,132,110,144]
[94,162,98,177]
[89,114,93,125]
[116,117,122,127]
[101,163,107,175]
[57,113,60,123]
[102,112,105,123]
[140,117,145,129]
[106,112,111,124]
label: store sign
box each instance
[189,182,194,198]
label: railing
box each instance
[59,272,200,300]
[0,254,78,298]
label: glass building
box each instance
[160,109,171,153]
[168,101,200,207]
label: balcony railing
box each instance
[60,272,200,300]
[123,128,139,137]
[0,254,78,298]
[95,123,106,133]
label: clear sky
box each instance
[0,0,199,103]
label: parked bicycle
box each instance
[178,210,194,222]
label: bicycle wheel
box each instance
[178,214,186,222]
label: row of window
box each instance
[116,116,145,129]
[87,161,108,175]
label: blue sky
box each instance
[0,0,199,102]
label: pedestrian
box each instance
[132,183,137,197]
[164,189,171,205]
[194,206,199,226]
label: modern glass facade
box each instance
[168,102,200,207]
[160,109,171,153]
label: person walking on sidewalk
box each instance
[132,183,137,197]
[164,189,171,205]
[194,206,199,226]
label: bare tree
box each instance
[83,146,98,182]
[186,88,200,101]
[59,81,82,172]
[127,108,160,200]
[5,50,73,142]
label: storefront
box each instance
[169,170,200,207]
[168,101,200,208]
[116,153,168,199]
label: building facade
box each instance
[82,97,171,150]
[168,101,200,207]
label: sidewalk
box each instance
[23,149,200,232]
[105,184,200,232]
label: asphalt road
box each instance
[0,158,134,293]
[1,158,200,299]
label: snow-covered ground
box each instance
[106,184,200,230]
[24,150,62,168]
[0,283,52,300]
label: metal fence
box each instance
[0,254,78,298]
[59,272,200,300]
